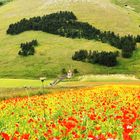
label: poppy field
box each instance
[0,85,140,140]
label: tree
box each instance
[7,11,139,59]
[72,50,88,61]
[136,35,140,42]
[61,68,67,75]
[72,50,118,67]
[73,69,79,74]
[122,45,133,58]
[18,40,38,56]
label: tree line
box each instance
[7,11,77,35]
[18,40,38,56]
[7,11,140,58]
[72,50,119,67]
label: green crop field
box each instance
[0,78,51,88]
[0,0,140,78]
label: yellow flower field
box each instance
[0,85,140,140]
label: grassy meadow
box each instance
[0,0,140,78]
[112,0,140,13]
[0,78,51,88]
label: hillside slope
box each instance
[0,0,140,78]
[112,0,140,13]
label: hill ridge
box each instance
[0,0,140,78]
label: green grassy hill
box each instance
[112,0,140,13]
[0,0,140,78]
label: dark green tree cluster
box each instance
[18,40,38,56]
[72,50,118,67]
[72,50,88,61]
[7,11,77,35]
[121,36,136,58]
[7,11,139,58]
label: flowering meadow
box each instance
[0,85,140,140]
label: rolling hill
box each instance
[112,0,140,13]
[0,0,140,78]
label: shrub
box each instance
[73,69,79,74]
[61,68,67,75]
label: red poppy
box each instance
[20,134,30,140]
[123,132,132,140]
[123,123,134,134]
[28,118,34,123]
[12,137,18,140]
[88,134,98,140]
[1,132,10,140]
